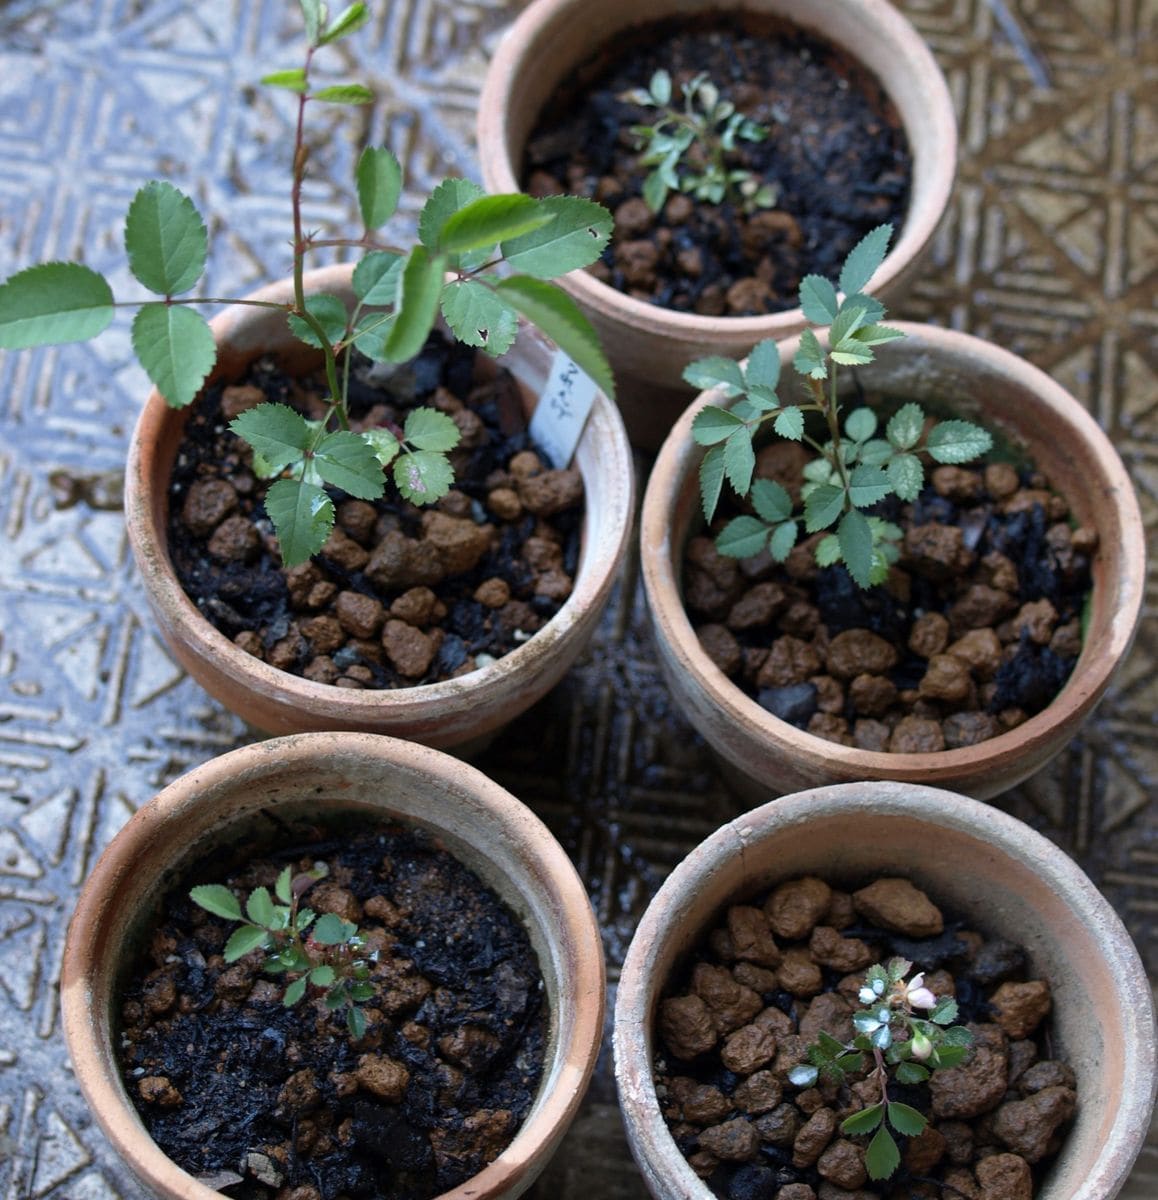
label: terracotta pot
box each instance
[61,731,605,1200]
[614,780,1158,1200]
[125,264,634,748]
[641,323,1145,800]
[477,0,956,449]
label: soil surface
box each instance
[168,332,584,689]
[687,444,1094,752]
[655,876,1076,1199]
[523,13,911,316]
[119,825,546,1200]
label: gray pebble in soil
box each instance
[757,682,817,725]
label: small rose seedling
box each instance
[688,224,993,587]
[191,862,376,1040]
[789,957,974,1180]
[0,0,616,567]
[620,69,778,213]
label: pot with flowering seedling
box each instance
[641,226,1144,800]
[0,0,633,746]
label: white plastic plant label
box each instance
[528,349,599,469]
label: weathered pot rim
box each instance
[124,263,634,739]
[613,780,1158,1200]
[477,0,956,337]
[640,320,1146,790]
[61,731,606,1200]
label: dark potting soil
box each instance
[686,446,1095,752]
[167,331,584,689]
[654,877,1076,1199]
[119,825,546,1200]
[522,13,910,316]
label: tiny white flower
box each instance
[905,973,937,1010]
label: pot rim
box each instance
[613,780,1158,1200]
[639,320,1146,786]
[477,0,956,337]
[124,263,634,738]
[61,730,606,1200]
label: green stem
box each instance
[819,362,851,499]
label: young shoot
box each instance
[0,0,616,567]
[687,224,992,588]
[788,957,974,1181]
[191,862,376,1040]
[620,69,777,213]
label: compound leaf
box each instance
[500,195,613,277]
[0,262,114,349]
[230,403,311,474]
[313,430,384,499]
[393,449,454,505]
[265,477,334,566]
[125,181,208,296]
[132,303,216,408]
[356,147,402,230]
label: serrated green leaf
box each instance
[840,224,893,297]
[841,1103,884,1136]
[839,508,875,588]
[683,355,745,396]
[311,83,374,104]
[773,406,803,440]
[751,478,793,523]
[744,338,781,390]
[319,1,368,44]
[769,520,797,562]
[723,427,755,495]
[356,147,402,231]
[829,303,869,348]
[799,273,840,324]
[927,420,993,464]
[261,68,309,92]
[831,343,874,367]
[930,996,959,1025]
[312,913,352,945]
[124,182,208,296]
[941,1025,974,1048]
[848,463,891,508]
[363,427,400,467]
[787,1064,819,1088]
[896,1061,930,1084]
[313,430,385,499]
[419,178,486,251]
[283,977,308,1006]
[287,292,349,349]
[745,384,780,412]
[886,402,924,450]
[353,251,403,305]
[841,292,885,324]
[804,483,844,533]
[347,1006,367,1039]
[845,408,878,442]
[887,1102,927,1137]
[642,169,669,213]
[189,884,242,921]
[324,986,346,1009]
[716,516,771,558]
[851,322,905,347]
[440,279,518,355]
[224,924,268,963]
[436,194,553,256]
[246,887,275,927]
[859,438,893,466]
[887,452,923,501]
[352,310,397,360]
[793,328,828,379]
[816,1031,845,1057]
[231,403,311,473]
[865,1126,901,1181]
[310,964,337,987]
[265,477,334,566]
[300,0,323,43]
[691,405,745,446]
[700,443,725,523]
[403,407,460,453]
[274,867,293,904]
[394,450,454,504]
[351,980,375,1002]
[132,304,216,408]
[383,246,445,363]
[493,275,615,399]
[815,534,841,567]
[500,195,613,277]
[0,262,114,349]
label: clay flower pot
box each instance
[125,264,634,748]
[61,731,605,1200]
[641,323,1145,801]
[614,780,1158,1200]
[477,0,956,448]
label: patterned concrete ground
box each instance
[0,0,1154,1197]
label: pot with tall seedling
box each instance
[640,226,1144,799]
[0,0,633,748]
